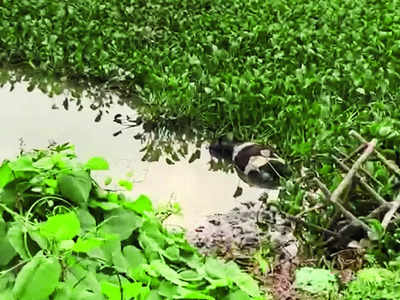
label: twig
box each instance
[314,178,331,199]
[350,130,400,177]
[341,144,367,163]
[368,203,392,219]
[280,211,340,238]
[329,140,377,232]
[334,146,382,187]
[295,204,326,218]
[382,193,400,229]
[332,155,387,205]
[327,200,393,247]
[314,178,341,230]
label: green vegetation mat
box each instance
[2,0,400,158]
[0,144,267,299]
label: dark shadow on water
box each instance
[0,63,212,166]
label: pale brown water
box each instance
[0,79,276,228]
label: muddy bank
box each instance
[186,194,298,260]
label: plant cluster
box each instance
[0,144,266,299]
[1,0,400,158]
[293,265,400,299]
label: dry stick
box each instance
[330,200,393,244]
[332,155,387,205]
[332,203,391,243]
[368,203,392,219]
[341,143,367,163]
[382,193,400,229]
[314,178,344,231]
[350,130,400,177]
[279,211,340,238]
[334,146,382,187]
[314,178,331,199]
[329,139,378,232]
[295,204,326,218]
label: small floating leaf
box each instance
[104,176,112,185]
[85,157,109,170]
[118,179,133,191]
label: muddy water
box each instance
[0,79,277,229]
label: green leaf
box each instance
[121,245,148,280]
[0,272,16,300]
[150,259,187,286]
[223,290,251,300]
[367,219,385,241]
[8,156,39,173]
[57,171,92,204]
[0,186,17,208]
[59,239,75,250]
[76,208,96,233]
[7,222,30,260]
[123,245,147,268]
[101,281,143,300]
[0,289,15,300]
[85,157,109,170]
[205,257,229,279]
[28,230,48,250]
[0,217,17,266]
[13,254,61,300]
[226,261,261,297]
[295,267,338,294]
[179,270,203,281]
[124,194,153,214]
[54,281,102,300]
[177,287,215,299]
[99,208,142,240]
[40,212,81,241]
[0,163,13,188]
[32,157,54,170]
[73,237,103,253]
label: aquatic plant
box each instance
[0,144,266,299]
[1,0,400,159]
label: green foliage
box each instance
[295,267,338,295]
[13,254,61,300]
[0,145,265,299]
[344,268,400,299]
[39,212,81,241]
[1,0,400,159]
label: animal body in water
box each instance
[209,139,291,189]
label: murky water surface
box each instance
[0,75,275,228]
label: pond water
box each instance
[0,73,277,229]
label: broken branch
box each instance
[329,139,377,232]
[350,130,400,177]
[382,193,400,229]
[332,155,387,205]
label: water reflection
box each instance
[0,66,275,228]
